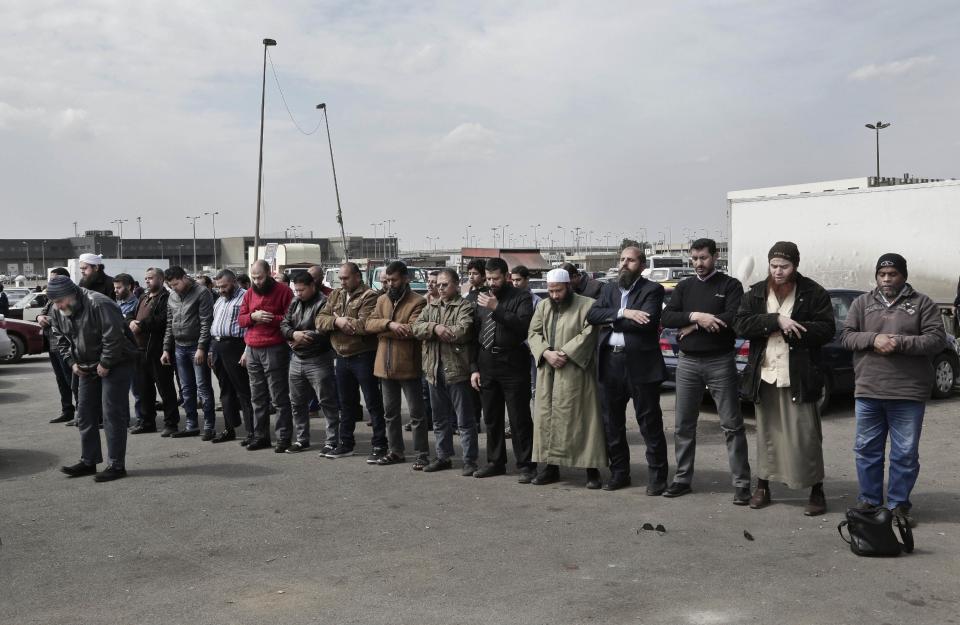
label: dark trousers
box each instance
[49,347,75,417]
[212,338,253,434]
[76,365,133,468]
[335,350,386,450]
[478,349,535,470]
[599,350,668,484]
[135,350,180,429]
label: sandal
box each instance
[412,457,429,471]
[376,451,406,466]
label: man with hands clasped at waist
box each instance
[840,253,946,528]
[660,238,751,504]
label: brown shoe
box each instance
[804,488,827,516]
[748,487,771,509]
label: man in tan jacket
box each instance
[315,262,383,461]
[364,261,428,468]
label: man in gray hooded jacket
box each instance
[49,275,138,482]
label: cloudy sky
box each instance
[1,1,957,249]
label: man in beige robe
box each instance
[528,268,607,489]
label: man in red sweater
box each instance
[239,260,294,451]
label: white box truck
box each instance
[728,177,960,304]
[66,258,170,284]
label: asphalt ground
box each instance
[1,354,958,625]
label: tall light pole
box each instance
[464,224,472,248]
[253,37,277,262]
[41,240,46,274]
[158,240,164,260]
[72,221,79,237]
[501,224,509,248]
[178,245,184,267]
[187,215,200,274]
[865,121,891,180]
[317,103,349,262]
[111,218,128,258]
[205,211,219,269]
[384,218,396,258]
[22,241,30,270]
[531,223,541,248]
[136,216,142,239]
[370,222,380,260]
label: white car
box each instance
[10,291,48,322]
[0,317,13,361]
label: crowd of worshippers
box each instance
[38,243,942,528]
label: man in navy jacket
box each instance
[588,246,668,493]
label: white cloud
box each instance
[428,122,499,163]
[848,55,937,80]
[0,102,45,128]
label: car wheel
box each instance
[2,335,24,364]
[931,354,955,399]
[817,373,833,416]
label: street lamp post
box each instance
[531,223,541,248]
[187,215,200,274]
[317,103,349,262]
[41,240,46,274]
[253,37,277,262]
[111,218,128,259]
[865,121,891,180]
[204,211,219,269]
[136,216,142,239]
[178,245,184,267]
[21,241,29,274]
[159,240,164,260]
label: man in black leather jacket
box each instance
[281,272,339,453]
[469,257,537,482]
[49,275,138,482]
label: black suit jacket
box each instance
[587,277,666,384]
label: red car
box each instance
[0,316,46,363]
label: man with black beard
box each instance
[588,246,669,493]
[77,253,115,298]
[208,269,254,444]
[463,258,487,432]
[364,261,428,467]
[469,257,536,482]
[239,260,293,451]
[527,268,606,488]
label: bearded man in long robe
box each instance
[527,268,607,489]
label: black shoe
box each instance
[366,448,387,465]
[586,469,602,490]
[65,419,77,427]
[94,466,127,482]
[169,429,200,438]
[602,474,632,491]
[473,464,507,478]
[274,442,291,454]
[530,466,559,486]
[211,430,236,444]
[325,446,354,459]
[319,444,336,456]
[285,442,310,454]
[663,482,692,498]
[855,500,877,511]
[50,413,74,424]
[461,462,479,477]
[130,424,158,435]
[646,482,667,496]
[517,468,539,484]
[423,458,452,473]
[733,487,751,506]
[201,430,216,442]
[240,437,253,447]
[892,505,917,529]
[61,462,97,478]
[160,426,178,437]
[246,439,272,451]
[403,422,412,432]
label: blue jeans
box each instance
[335,351,386,451]
[174,344,215,432]
[854,398,925,510]
[429,372,478,464]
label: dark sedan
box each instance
[660,288,959,413]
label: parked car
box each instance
[659,288,959,413]
[647,267,696,289]
[0,319,12,361]
[3,287,33,307]
[0,316,46,363]
[5,290,48,322]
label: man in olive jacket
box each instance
[49,276,139,482]
[840,253,946,527]
[412,268,478,475]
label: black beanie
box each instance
[876,253,908,279]
[46,275,80,300]
[768,241,800,266]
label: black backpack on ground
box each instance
[838,506,914,557]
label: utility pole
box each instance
[136,216,142,239]
[317,103,349,262]
[865,121,891,180]
[204,211,219,269]
[72,221,78,237]
[253,38,277,262]
[187,215,200,274]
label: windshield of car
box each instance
[649,269,670,281]
[14,293,46,309]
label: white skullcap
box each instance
[546,268,570,283]
[78,253,103,266]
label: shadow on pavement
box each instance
[131,463,280,478]
[0,448,60,480]
[0,392,32,405]
[3,365,55,376]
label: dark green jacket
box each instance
[412,295,474,385]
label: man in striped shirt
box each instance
[209,269,254,444]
